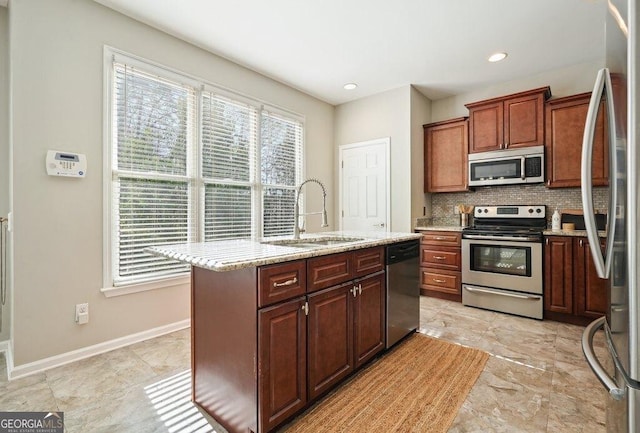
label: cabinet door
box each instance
[420,246,460,271]
[424,118,469,192]
[353,247,384,279]
[545,93,609,188]
[575,237,608,318]
[353,272,385,368]
[468,102,503,153]
[504,92,545,149]
[544,236,574,314]
[307,253,352,293]
[307,283,354,400]
[258,260,306,308]
[421,231,461,247]
[420,267,461,297]
[258,297,307,432]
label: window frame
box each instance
[102,47,304,295]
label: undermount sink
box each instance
[261,236,365,248]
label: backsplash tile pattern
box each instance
[424,185,609,227]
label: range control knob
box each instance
[528,208,534,213]
[536,208,542,213]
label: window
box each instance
[106,50,303,288]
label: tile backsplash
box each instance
[423,184,609,227]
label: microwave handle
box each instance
[520,156,526,180]
[580,68,616,279]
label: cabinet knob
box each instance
[433,278,446,284]
[580,239,584,247]
[433,256,446,260]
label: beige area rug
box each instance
[283,333,489,433]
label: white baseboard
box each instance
[8,319,190,380]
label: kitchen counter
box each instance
[543,229,607,237]
[414,225,463,232]
[148,231,421,271]
[167,231,421,433]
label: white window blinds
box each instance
[112,63,196,285]
[261,109,303,237]
[201,92,257,240]
[107,51,304,287]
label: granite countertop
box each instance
[543,229,607,238]
[147,231,422,272]
[414,225,607,238]
[414,225,464,232]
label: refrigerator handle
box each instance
[581,68,616,279]
[581,316,626,400]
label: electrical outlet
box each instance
[75,303,89,325]
[453,205,460,215]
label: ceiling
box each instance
[94,0,606,105]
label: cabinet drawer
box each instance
[420,268,461,295]
[421,231,461,247]
[353,247,384,278]
[258,261,306,307]
[420,247,460,270]
[307,253,352,292]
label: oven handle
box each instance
[462,234,541,242]
[463,285,540,300]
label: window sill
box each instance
[101,274,190,298]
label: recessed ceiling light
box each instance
[343,83,358,90]
[488,52,508,63]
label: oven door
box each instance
[462,238,543,294]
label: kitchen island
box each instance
[149,231,421,433]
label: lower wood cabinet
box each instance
[258,297,307,432]
[259,248,385,432]
[419,231,462,302]
[544,235,608,325]
[307,282,354,400]
[307,271,385,400]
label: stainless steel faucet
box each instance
[293,178,328,239]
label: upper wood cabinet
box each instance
[465,87,551,153]
[545,92,609,188]
[423,117,468,193]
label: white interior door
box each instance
[339,138,390,232]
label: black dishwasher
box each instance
[385,240,420,348]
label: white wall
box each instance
[8,0,333,367]
[431,60,604,122]
[410,86,432,223]
[0,6,9,342]
[334,86,413,232]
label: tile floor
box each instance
[0,296,610,432]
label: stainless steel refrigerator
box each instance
[581,0,639,432]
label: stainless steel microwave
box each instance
[468,145,544,187]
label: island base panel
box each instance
[192,266,258,433]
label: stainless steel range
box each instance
[461,205,546,320]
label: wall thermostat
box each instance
[46,150,87,178]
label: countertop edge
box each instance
[148,232,422,272]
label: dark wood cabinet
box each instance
[307,283,354,400]
[353,272,386,368]
[258,260,306,307]
[466,87,550,153]
[419,231,462,302]
[423,118,468,192]
[544,235,608,324]
[307,270,385,400]
[544,236,574,315]
[545,92,609,188]
[190,242,405,433]
[574,237,608,319]
[258,297,307,432]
